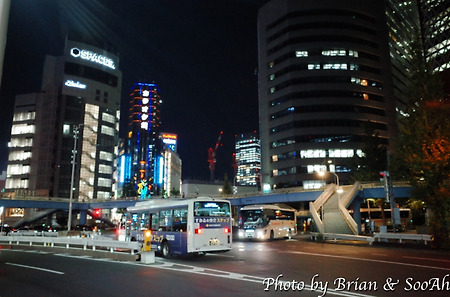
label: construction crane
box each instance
[208,131,223,181]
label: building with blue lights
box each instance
[120,83,162,197]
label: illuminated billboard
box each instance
[161,133,177,152]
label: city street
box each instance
[1,235,448,296]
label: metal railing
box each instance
[373,232,432,245]
[310,232,375,244]
[0,235,142,255]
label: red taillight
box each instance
[224,227,230,234]
[195,228,203,234]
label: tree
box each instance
[394,37,450,249]
[349,121,388,183]
[222,174,233,196]
[170,188,180,197]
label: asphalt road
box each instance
[0,235,449,297]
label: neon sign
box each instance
[141,89,150,130]
[64,80,86,89]
[70,48,116,69]
[162,133,177,139]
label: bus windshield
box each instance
[194,201,231,217]
[240,209,267,228]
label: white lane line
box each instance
[141,262,375,297]
[403,256,450,263]
[6,262,65,275]
[282,251,450,271]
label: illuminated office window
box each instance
[11,124,35,135]
[98,178,111,187]
[102,112,116,124]
[301,150,326,158]
[322,49,346,56]
[99,164,112,174]
[295,50,308,57]
[329,149,354,158]
[323,63,347,70]
[101,125,115,136]
[308,63,320,70]
[99,151,113,161]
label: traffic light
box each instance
[379,171,389,182]
[94,209,101,217]
[143,229,152,252]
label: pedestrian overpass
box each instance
[1,182,412,231]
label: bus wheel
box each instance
[161,242,171,258]
[270,230,274,240]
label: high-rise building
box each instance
[235,131,261,187]
[0,0,10,88]
[258,0,418,190]
[155,132,182,197]
[125,82,162,195]
[5,32,121,200]
[418,0,450,73]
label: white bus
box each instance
[123,197,232,257]
[238,204,297,240]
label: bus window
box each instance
[173,208,188,232]
[150,212,159,231]
[194,201,231,217]
[159,210,173,231]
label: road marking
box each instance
[139,261,375,297]
[6,262,65,275]
[282,251,450,271]
[404,256,450,263]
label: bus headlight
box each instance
[257,230,264,238]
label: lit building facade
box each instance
[125,83,162,195]
[258,0,411,190]
[235,132,261,186]
[6,32,121,200]
[418,0,450,73]
[156,132,182,197]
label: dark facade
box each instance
[258,0,406,190]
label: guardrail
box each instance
[373,232,432,245]
[0,235,142,255]
[310,232,375,244]
[310,232,432,246]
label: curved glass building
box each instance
[258,0,403,189]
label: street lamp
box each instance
[318,171,343,193]
[68,124,82,231]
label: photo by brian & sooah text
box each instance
[262,274,449,296]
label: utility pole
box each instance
[68,124,81,231]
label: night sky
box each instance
[0,0,268,181]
